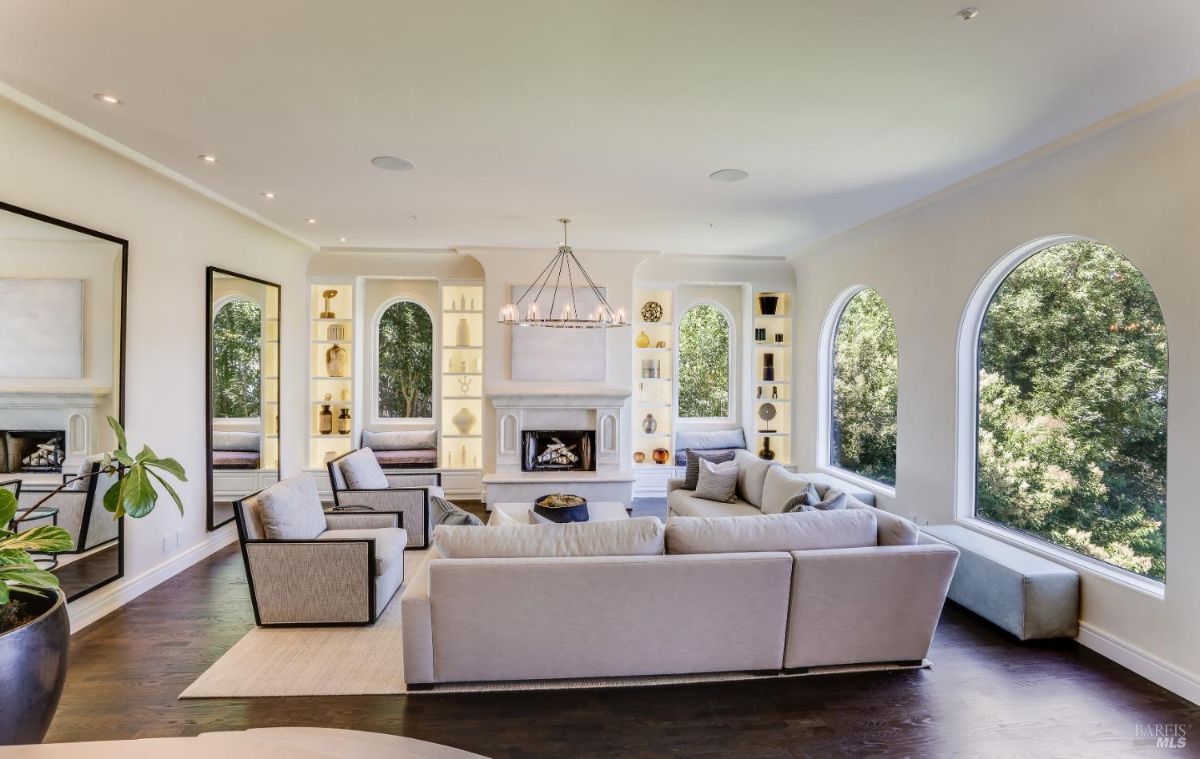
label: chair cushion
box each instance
[666,510,878,555]
[363,429,437,450]
[257,475,327,540]
[431,496,483,527]
[434,517,665,559]
[695,458,739,502]
[317,527,407,576]
[338,448,390,489]
[682,449,737,489]
[733,450,774,508]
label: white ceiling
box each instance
[2,1,1199,257]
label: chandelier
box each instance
[498,219,628,329]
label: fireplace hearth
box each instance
[522,430,596,473]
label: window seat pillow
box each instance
[673,428,747,466]
[665,510,878,555]
[212,430,261,452]
[434,517,665,559]
[362,429,437,451]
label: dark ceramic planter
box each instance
[0,589,69,745]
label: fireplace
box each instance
[522,430,596,473]
[1,430,67,473]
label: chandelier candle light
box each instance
[498,219,629,329]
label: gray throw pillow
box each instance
[694,458,740,503]
[783,483,820,513]
[431,496,483,527]
[683,449,737,490]
[785,483,849,513]
[338,448,390,490]
[258,475,327,540]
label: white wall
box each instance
[790,87,1200,701]
[0,95,312,626]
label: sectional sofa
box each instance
[401,471,959,687]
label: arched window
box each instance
[377,300,434,419]
[970,239,1167,581]
[827,288,897,486]
[212,297,262,418]
[678,304,732,418]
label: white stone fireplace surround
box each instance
[0,387,111,479]
[482,387,634,508]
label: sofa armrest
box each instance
[332,488,431,548]
[401,549,438,684]
[784,544,959,669]
[666,478,687,493]
[324,511,402,530]
[243,539,375,625]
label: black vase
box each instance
[759,295,779,315]
[762,353,775,382]
[759,438,775,460]
[0,589,69,745]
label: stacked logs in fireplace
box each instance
[522,430,596,473]
[0,430,67,473]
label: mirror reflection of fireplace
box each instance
[522,430,596,472]
[1,430,67,473]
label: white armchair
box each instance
[327,448,442,549]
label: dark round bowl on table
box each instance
[533,493,590,523]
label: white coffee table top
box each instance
[490,501,632,525]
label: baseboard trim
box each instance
[1077,621,1200,706]
[66,524,238,633]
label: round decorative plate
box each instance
[758,402,777,422]
[640,301,663,322]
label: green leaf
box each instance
[0,566,61,590]
[113,449,135,467]
[103,481,121,515]
[119,464,158,518]
[0,582,9,604]
[108,415,127,452]
[135,444,157,463]
[147,469,184,516]
[0,489,15,526]
[0,549,35,567]
[146,456,187,482]
[0,525,74,553]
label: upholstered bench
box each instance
[920,524,1079,640]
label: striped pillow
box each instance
[683,449,737,490]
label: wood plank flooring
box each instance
[45,500,1200,757]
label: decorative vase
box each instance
[633,451,646,464]
[758,295,779,315]
[456,318,471,347]
[327,323,346,341]
[325,344,348,377]
[642,413,657,434]
[755,328,767,342]
[341,388,351,401]
[460,294,467,311]
[652,448,670,465]
[762,353,775,382]
[656,340,667,349]
[759,437,775,460]
[320,289,338,319]
[636,330,651,348]
[452,407,477,436]
[775,333,784,343]
[337,408,351,435]
[319,405,334,435]
[0,589,68,746]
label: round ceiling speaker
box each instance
[371,155,415,172]
[709,168,749,183]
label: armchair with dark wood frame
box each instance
[326,450,442,549]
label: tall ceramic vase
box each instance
[456,318,471,347]
[452,407,477,435]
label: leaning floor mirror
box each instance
[0,201,127,600]
[206,268,281,530]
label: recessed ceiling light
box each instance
[956,7,979,21]
[306,218,317,224]
[371,155,415,172]
[709,168,749,183]
[261,191,275,199]
[198,154,217,163]
[93,93,122,105]
[339,237,348,243]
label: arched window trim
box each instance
[675,301,736,423]
[816,285,898,496]
[954,234,1167,595]
[370,296,437,425]
[211,295,263,422]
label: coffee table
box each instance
[490,501,632,526]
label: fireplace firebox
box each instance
[522,430,596,473]
[1,430,67,473]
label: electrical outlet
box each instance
[175,529,183,547]
[162,533,171,553]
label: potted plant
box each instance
[0,417,185,745]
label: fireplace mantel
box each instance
[0,387,112,408]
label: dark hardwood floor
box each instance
[46,500,1199,758]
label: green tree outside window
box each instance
[976,240,1167,580]
[678,305,731,418]
[830,289,898,485]
[212,298,262,419]
[378,301,434,418]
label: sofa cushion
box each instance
[695,458,739,502]
[317,526,407,576]
[761,467,812,514]
[666,510,878,555]
[733,450,773,508]
[669,491,762,518]
[257,475,327,540]
[682,449,737,489]
[338,448,390,489]
[434,517,665,558]
[849,502,919,546]
[431,496,483,527]
[363,429,437,450]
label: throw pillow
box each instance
[257,475,327,540]
[431,495,483,527]
[683,449,737,489]
[338,447,390,490]
[783,482,820,512]
[786,484,849,512]
[694,458,740,503]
